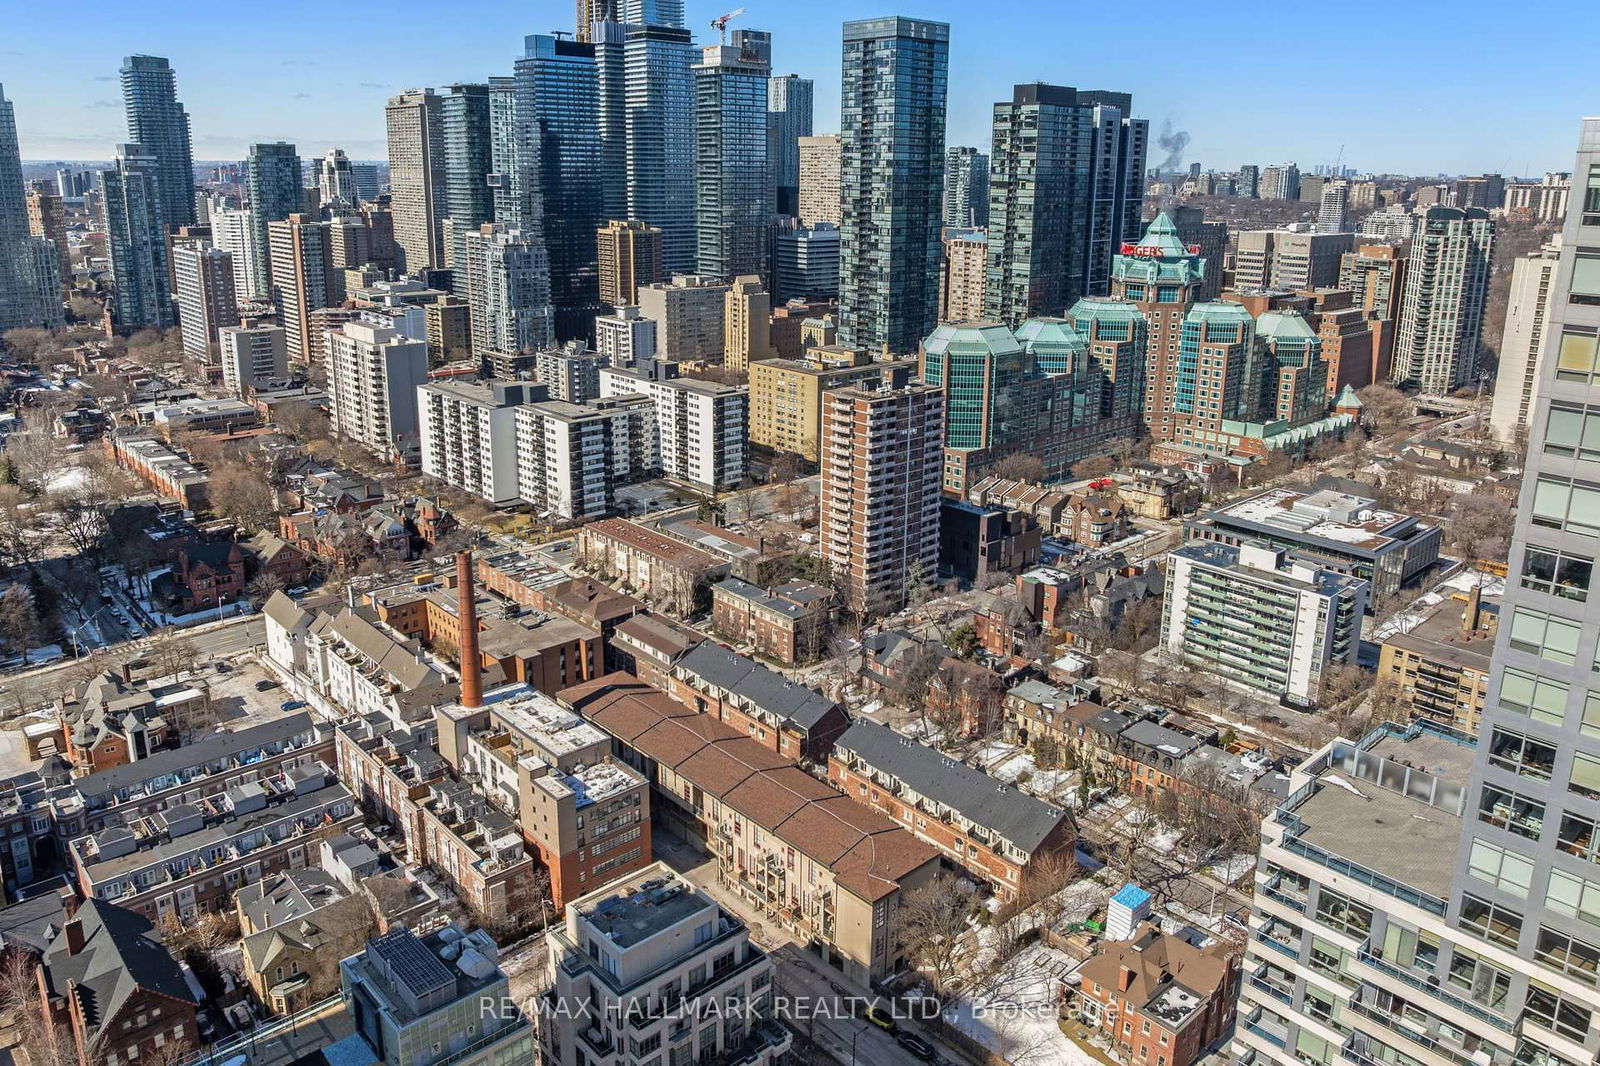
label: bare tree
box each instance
[0,584,43,663]
[148,630,202,683]
[989,452,1046,484]
[896,872,979,1003]
[209,463,276,532]
[1444,492,1513,576]
[0,947,38,1023]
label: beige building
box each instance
[597,219,662,307]
[748,347,914,462]
[25,185,69,292]
[820,382,945,615]
[267,213,339,364]
[723,275,775,371]
[939,229,987,322]
[797,134,841,226]
[385,89,445,272]
[638,274,728,363]
[424,294,471,360]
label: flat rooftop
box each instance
[1294,777,1461,899]
[444,683,607,761]
[1205,487,1418,554]
[581,871,715,949]
[1367,729,1477,781]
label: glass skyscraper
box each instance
[511,35,604,342]
[245,142,303,300]
[0,84,61,331]
[767,73,813,218]
[101,144,175,329]
[943,146,988,229]
[838,16,949,355]
[120,55,195,230]
[624,23,697,273]
[984,84,1094,327]
[694,29,771,279]
[439,84,495,231]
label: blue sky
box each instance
[2,0,1595,175]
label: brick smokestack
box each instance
[457,550,483,708]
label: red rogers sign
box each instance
[1119,242,1202,257]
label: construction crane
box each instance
[710,6,745,43]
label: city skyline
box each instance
[3,0,1594,175]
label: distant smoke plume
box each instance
[1157,120,1191,174]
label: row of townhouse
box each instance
[560,674,941,986]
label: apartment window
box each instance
[1478,783,1546,839]
[1509,607,1582,665]
[1571,751,1600,800]
[1571,252,1600,307]
[1489,728,1557,780]
[1545,403,1600,460]
[1560,811,1600,864]
[1531,476,1600,537]
[1521,546,1594,601]
[1536,926,1600,986]
[1548,868,1600,929]
[1446,947,1512,1010]
[1459,893,1524,949]
[1313,888,1372,937]
[1468,839,1535,897]
[1499,667,1570,724]
[1525,982,1592,1042]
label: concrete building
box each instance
[596,218,662,308]
[119,55,195,229]
[797,133,841,226]
[943,145,989,229]
[424,295,471,360]
[819,381,944,615]
[1317,179,1350,233]
[723,275,775,372]
[838,17,949,353]
[637,274,728,363]
[595,304,658,365]
[539,866,791,1066]
[513,395,657,519]
[694,30,771,278]
[1260,162,1299,201]
[419,380,541,506]
[209,204,262,304]
[172,244,237,358]
[386,89,446,272]
[772,222,840,303]
[1338,242,1407,376]
[341,927,534,1066]
[1491,237,1563,444]
[1391,206,1495,393]
[24,184,69,294]
[601,360,748,490]
[1187,486,1442,602]
[767,73,812,217]
[219,323,288,395]
[460,223,555,358]
[1378,585,1497,735]
[318,147,359,207]
[940,228,987,322]
[1503,171,1571,223]
[326,322,430,461]
[100,143,174,329]
[1162,540,1368,708]
[534,343,605,402]
[747,348,914,462]
[268,213,338,364]
[1233,230,1355,292]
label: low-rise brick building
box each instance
[827,719,1076,901]
[609,614,702,687]
[575,518,730,618]
[710,577,833,665]
[666,641,848,761]
[1075,922,1240,1066]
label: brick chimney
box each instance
[58,886,79,919]
[457,550,483,709]
[62,918,84,956]
[1463,583,1483,637]
[1118,965,1135,992]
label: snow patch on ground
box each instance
[943,944,1088,1066]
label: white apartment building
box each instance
[461,223,555,357]
[172,243,237,358]
[209,203,262,299]
[797,133,841,226]
[218,323,287,395]
[539,864,791,1066]
[512,395,657,520]
[326,322,430,461]
[1161,540,1368,708]
[595,305,658,366]
[1490,237,1563,445]
[601,363,748,491]
[418,379,540,506]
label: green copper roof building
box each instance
[1110,212,1207,290]
[921,322,1025,451]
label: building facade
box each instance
[1391,206,1495,393]
[119,55,195,229]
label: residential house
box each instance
[666,642,848,761]
[575,519,730,618]
[237,869,374,1014]
[710,578,833,666]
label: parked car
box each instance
[255,679,280,692]
[865,1005,897,1032]
[279,700,305,711]
[895,1033,936,1060]
[286,586,309,596]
